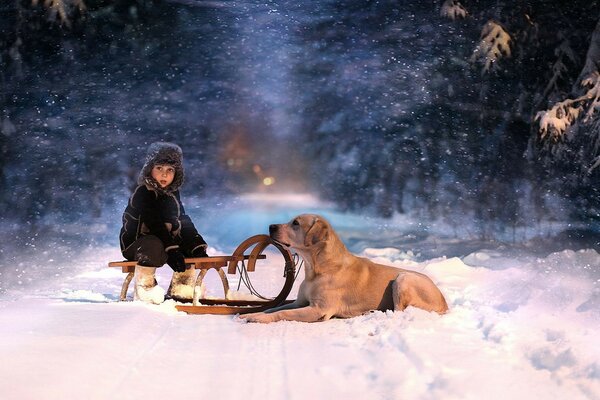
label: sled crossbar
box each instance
[107,234,296,314]
[108,255,265,274]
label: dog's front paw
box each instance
[237,312,273,323]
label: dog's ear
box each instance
[305,218,329,247]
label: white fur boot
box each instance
[134,265,165,304]
[166,267,196,302]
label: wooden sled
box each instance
[108,234,297,315]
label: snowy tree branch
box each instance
[31,0,87,27]
[535,72,600,141]
[540,33,577,101]
[470,20,511,74]
[440,0,468,21]
[578,17,600,84]
[588,155,600,173]
[536,18,600,142]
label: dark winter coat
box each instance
[119,142,207,258]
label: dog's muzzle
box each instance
[269,224,279,237]
[269,224,290,247]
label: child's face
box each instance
[151,164,176,188]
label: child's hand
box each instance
[167,249,187,272]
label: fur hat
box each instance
[138,142,184,193]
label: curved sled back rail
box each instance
[177,235,296,315]
[227,234,270,274]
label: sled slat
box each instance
[108,255,265,273]
[195,299,294,306]
[175,305,252,315]
[175,300,294,315]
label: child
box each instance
[120,142,208,304]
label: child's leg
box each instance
[166,267,196,302]
[122,235,169,267]
[123,236,168,304]
[134,266,165,304]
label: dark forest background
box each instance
[1,0,599,244]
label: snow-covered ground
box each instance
[0,193,599,399]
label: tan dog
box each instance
[238,214,448,323]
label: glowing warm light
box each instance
[253,165,262,173]
[263,177,275,186]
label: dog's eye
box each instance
[292,219,299,226]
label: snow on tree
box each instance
[538,33,577,102]
[32,0,86,27]
[535,71,599,141]
[470,20,511,74]
[440,0,468,21]
[536,18,600,143]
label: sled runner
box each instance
[108,234,297,315]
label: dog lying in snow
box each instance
[238,214,448,323]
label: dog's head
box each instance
[269,214,330,250]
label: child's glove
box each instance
[191,246,209,258]
[167,249,187,272]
